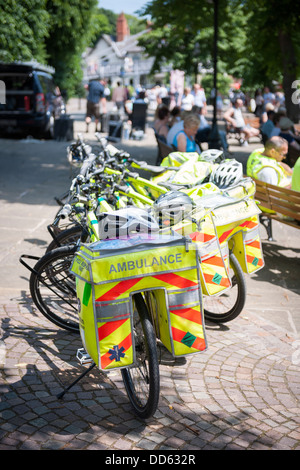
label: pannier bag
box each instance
[70,234,208,370]
[171,208,231,297]
[211,197,265,275]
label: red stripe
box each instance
[153,272,197,288]
[189,231,215,242]
[171,326,206,351]
[192,336,207,351]
[203,273,231,287]
[218,227,235,244]
[170,307,202,324]
[246,255,263,266]
[246,239,261,249]
[240,220,258,229]
[96,277,142,301]
[98,318,127,341]
[219,220,258,244]
[202,255,225,267]
[100,332,132,369]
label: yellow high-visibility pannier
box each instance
[70,234,208,370]
[210,197,265,275]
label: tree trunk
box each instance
[278,30,300,123]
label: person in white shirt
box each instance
[224,98,260,145]
[191,83,207,114]
[181,87,194,111]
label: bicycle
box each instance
[65,227,206,419]
[21,138,262,333]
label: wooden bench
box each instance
[254,179,300,240]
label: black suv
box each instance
[0,61,65,138]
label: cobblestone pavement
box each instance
[0,103,300,451]
[1,295,300,451]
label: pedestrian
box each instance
[191,83,207,115]
[181,87,194,112]
[85,78,107,133]
[112,81,127,111]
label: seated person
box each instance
[260,102,275,125]
[153,103,170,141]
[194,106,229,153]
[172,113,201,152]
[167,117,184,147]
[224,98,260,145]
[261,110,276,139]
[169,106,181,127]
[246,136,292,188]
[278,117,300,151]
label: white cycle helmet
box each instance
[199,149,224,163]
[210,159,243,189]
[98,208,159,239]
[152,191,194,227]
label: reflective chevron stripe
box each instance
[244,236,264,273]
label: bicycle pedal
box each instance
[76,348,93,365]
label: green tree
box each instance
[0,0,49,63]
[44,0,98,97]
[240,0,300,121]
[90,8,114,47]
[138,0,300,120]
[138,0,214,80]
[125,14,147,35]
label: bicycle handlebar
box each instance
[79,153,97,176]
[57,203,72,219]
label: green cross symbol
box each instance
[212,272,222,285]
[181,332,197,348]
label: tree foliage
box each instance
[0,0,50,63]
[44,0,98,97]
[138,0,300,119]
[0,0,100,97]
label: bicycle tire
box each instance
[121,293,160,419]
[29,245,80,333]
[203,253,247,323]
[46,225,83,252]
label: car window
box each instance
[0,73,34,91]
[37,74,55,96]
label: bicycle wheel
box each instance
[29,245,80,333]
[46,225,83,252]
[121,293,160,419]
[203,253,246,323]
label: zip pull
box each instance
[184,237,191,252]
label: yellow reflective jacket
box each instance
[246,149,291,188]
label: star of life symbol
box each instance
[109,345,126,362]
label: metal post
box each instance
[208,0,221,149]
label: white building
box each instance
[82,13,171,89]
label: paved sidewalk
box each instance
[0,103,300,451]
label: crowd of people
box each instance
[83,77,300,192]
